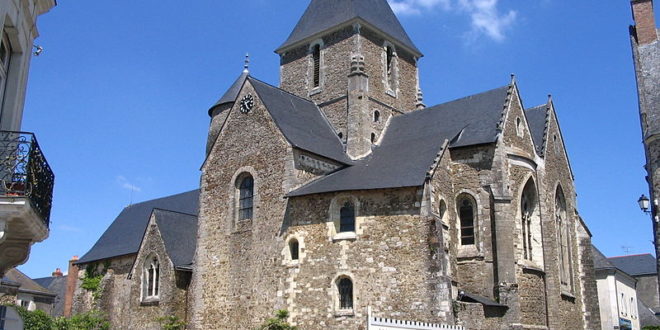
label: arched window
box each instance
[457,195,476,246]
[238,175,254,220]
[556,187,572,289]
[516,117,523,137]
[312,44,321,88]
[289,239,299,261]
[370,133,376,143]
[374,110,380,122]
[386,46,394,81]
[340,201,355,232]
[338,132,343,139]
[143,256,159,300]
[521,179,539,262]
[337,277,353,309]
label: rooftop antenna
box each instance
[243,53,250,73]
[621,245,632,255]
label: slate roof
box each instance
[77,190,200,264]
[608,254,657,276]
[3,269,54,296]
[208,71,249,116]
[288,85,511,197]
[276,0,421,56]
[33,275,67,316]
[525,104,548,155]
[249,77,351,164]
[592,245,618,270]
[152,209,198,268]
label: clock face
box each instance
[240,94,254,113]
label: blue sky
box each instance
[17,0,659,278]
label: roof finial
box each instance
[510,73,516,84]
[243,53,250,73]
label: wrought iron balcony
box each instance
[0,131,54,227]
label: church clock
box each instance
[240,94,254,113]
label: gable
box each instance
[499,82,537,158]
[77,190,199,265]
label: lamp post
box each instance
[639,194,651,214]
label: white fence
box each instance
[367,307,465,330]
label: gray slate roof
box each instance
[33,275,67,316]
[276,0,421,56]
[288,85,510,197]
[78,190,200,264]
[249,77,351,164]
[592,245,617,270]
[152,209,198,268]
[525,104,548,155]
[3,269,54,296]
[209,71,249,116]
[608,254,657,276]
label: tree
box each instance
[257,310,297,330]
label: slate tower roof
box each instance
[276,0,421,56]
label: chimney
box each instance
[52,268,63,277]
[63,256,79,317]
[631,0,658,45]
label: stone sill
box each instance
[140,299,159,306]
[285,260,300,268]
[332,232,357,242]
[560,291,575,300]
[334,309,355,317]
[309,87,323,96]
[520,261,545,274]
[385,89,396,98]
[457,245,483,261]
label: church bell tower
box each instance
[275,0,425,159]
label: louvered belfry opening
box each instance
[312,44,321,87]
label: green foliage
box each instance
[80,262,107,300]
[156,315,186,330]
[257,310,297,330]
[14,306,53,330]
[52,310,110,330]
[6,305,111,330]
[642,327,660,330]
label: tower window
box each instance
[339,201,355,232]
[371,133,376,143]
[289,239,299,261]
[338,132,343,139]
[338,277,353,309]
[386,46,394,76]
[312,44,321,88]
[385,45,396,90]
[238,174,254,220]
[458,196,476,245]
[374,110,380,122]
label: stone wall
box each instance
[636,274,659,310]
[189,79,293,329]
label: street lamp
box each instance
[638,194,651,214]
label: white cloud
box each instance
[388,0,516,41]
[116,175,142,192]
[458,0,517,42]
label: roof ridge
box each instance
[152,208,198,218]
[609,253,654,258]
[124,189,200,210]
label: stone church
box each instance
[72,0,601,329]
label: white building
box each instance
[0,0,55,278]
[593,246,641,330]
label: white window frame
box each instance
[142,255,160,301]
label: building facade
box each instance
[0,0,55,297]
[629,0,660,310]
[73,0,601,329]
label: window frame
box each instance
[383,42,398,97]
[457,194,477,246]
[142,256,160,302]
[339,201,356,233]
[556,186,573,292]
[0,31,11,115]
[237,174,254,221]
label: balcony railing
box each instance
[0,131,54,227]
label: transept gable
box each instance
[543,100,575,180]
